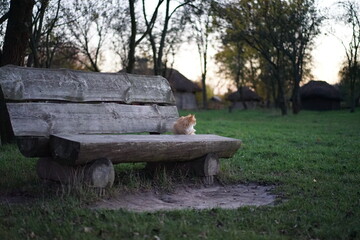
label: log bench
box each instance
[0,65,241,188]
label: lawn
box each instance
[0,108,359,239]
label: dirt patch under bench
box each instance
[91,183,277,212]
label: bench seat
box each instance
[51,134,241,165]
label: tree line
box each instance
[0,0,359,144]
[0,0,201,72]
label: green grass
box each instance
[1,108,359,239]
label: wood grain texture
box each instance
[7,102,179,136]
[0,65,176,104]
[36,158,115,188]
[50,134,242,165]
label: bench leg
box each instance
[36,157,115,189]
[146,153,220,185]
[191,153,219,185]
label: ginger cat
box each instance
[172,114,196,135]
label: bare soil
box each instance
[91,183,277,212]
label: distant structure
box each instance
[125,62,201,110]
[208,96,225,110]
[227,87,262,111]
[300,80,342,111]
[164,69,201,110]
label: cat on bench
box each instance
[172,114,196,135]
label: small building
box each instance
[164,69,201,110]
[300,80,342,111]
[227,87,262,110]
[208,96,226,110]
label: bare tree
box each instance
[28,0,49,67]
[0,0,10,47]
[336,0,360,112]
[144,0,194,75]
[190,1,213,109]
[125,0,163,73]
[27,0,63,68]
[62,1,113,72]
[111,0,131,69]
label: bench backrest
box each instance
[0,65,179,157]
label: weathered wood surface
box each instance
[197,153,220,176]
[51,134,242,165]
[0,65,176,104]
[7,102,179,136]
[37,158,115,188]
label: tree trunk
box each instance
[149,32,158,75]
[155,0,171,75]
[277,74,287,115]
[237,87,247,110]
[278,88,287,115]
[274,55,287,115]
[200,44,208,109]
[28,0,48,68]
[291,84,301,114]
[349,63,357,113]
[201,73,208,109]
[292,71,302,114]
[44,0,61,68]
[0,0,34,66]
[126,0,136,73]
[349,78,355,113]
[270,77,276,108]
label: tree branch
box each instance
[0,11,9,25]
[168,0,194,19]
[138,0,163,46]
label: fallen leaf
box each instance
[84,227,93,233]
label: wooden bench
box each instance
[0,65,241,188]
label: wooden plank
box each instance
[0,65,176,104]
[7,102,179,137]
[50,134,242,165]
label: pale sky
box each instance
[311,0,350,85]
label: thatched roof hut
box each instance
[227,87,262,110]
[163,68,201,110]
[165,69,201,92]
[208,96,225,110]
[165,69,201,110]
[227,87,262,102]
[300,80,342,111]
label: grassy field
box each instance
[0,108,359,239]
